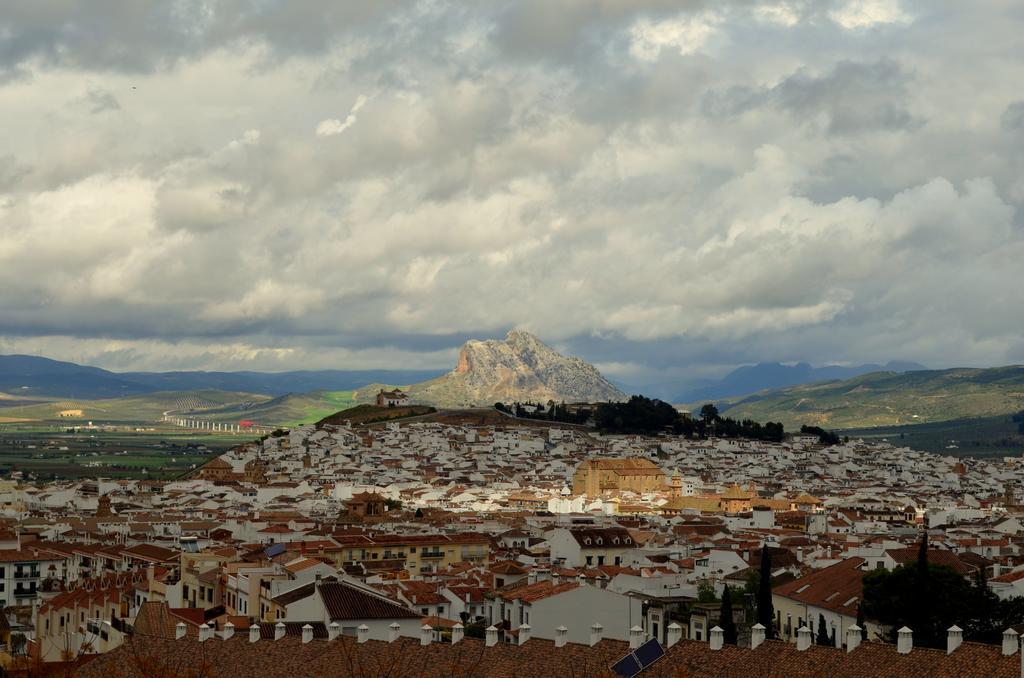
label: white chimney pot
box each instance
[750,623,766,650]
[519,623,531,646]
[555,625,568,648]
[947,625,963,655]
[667,622,683,648]
[1002,628,1018,656]
[847,625,862,653]
[897,626,913,655]
[796,626,812,651]
[710,626,724,651]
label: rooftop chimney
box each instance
[796,626,812,651]
[249,624,261,643]
[357,624,369,644]
[274,622,286,641]
[328,622,340,641]
[486,625,499,647]
[947,625,963,655]
[222,622,234,640]
[519,624,531,646]
[897,627,913,655]
[302,624,314,644]
[847,625,862,653]
[1003,628,1018,656]
[527,571,537,585]
[176,622,187,640]
[590,623,604,647]
[555,626,568,648]
[710,626,724,651]
[629,626,644,650]
[667,623,683,648]
[452,623,465,645]
[421,625,433,646]
[198,623,211,643]
[750,623,766,649]
[389,623,401,643]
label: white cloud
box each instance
[830,0,912,30]
[316,94,369,136]
[629,13,720,61]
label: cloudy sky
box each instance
[0,0,1022,388]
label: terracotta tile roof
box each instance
[773,557,866,614]
[77,634,1023,678]
[318,581,421,620]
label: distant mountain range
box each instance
[719,365,1024,429]
[0,354,445,400]
[673,361,927,404]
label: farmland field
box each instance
[0,425,239,480]
[841,413,1024,458]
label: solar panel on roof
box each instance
[610,653,642,678]
[265,543,285,557]
[633,638,665,668]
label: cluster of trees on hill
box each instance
[494,401,592,424]
[590,397,785,441]
[1014,410,1024,435]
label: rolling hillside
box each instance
[0,354,443,399]
[718,365,1024,429]
[0,390,271,422]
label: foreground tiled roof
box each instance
[76,634,1022,678]
[319,581,421,620]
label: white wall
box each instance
[529,585,644,645]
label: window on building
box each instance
[586,556,593,566]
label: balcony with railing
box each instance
[420,550,445,559]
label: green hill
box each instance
[0,390,270,423]
[317,404,436,426]
[200,390,358,427]
[718,365,1024,429]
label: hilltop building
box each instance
[376,389,410,407]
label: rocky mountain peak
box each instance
[411,331,626,407]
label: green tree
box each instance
[697,580,717,603]
[816,613,831,646]
[856,606,868,641]
[757,545,775,639]
[699,403,720,424]
[862,561,973,649]
[719,584,738,645]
